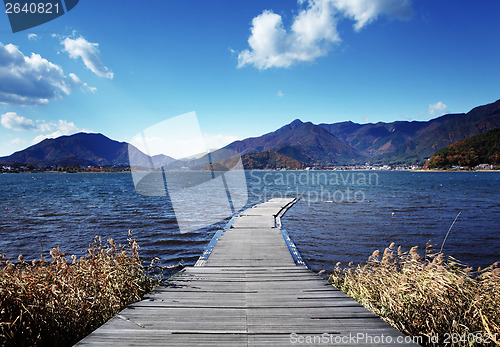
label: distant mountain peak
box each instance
[216,116,362,166]
[289,119,303,126]
[273,118,304,135]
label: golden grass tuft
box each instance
[0,232,161,346]
[329,244,500,346]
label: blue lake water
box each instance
[0,171,498,271]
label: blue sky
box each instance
[1,0,499,157]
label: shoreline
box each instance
[411,168,500,172]
[2,167,500,174]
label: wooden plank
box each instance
[76,198,417,346]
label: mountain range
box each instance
[319,99,500,164]
[0,133,174,168]
[1,99,499,168]
[204,98,500,168]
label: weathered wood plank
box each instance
[76,198,417,346]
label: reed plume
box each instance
[0,232,163,346]
[330,244,500,346]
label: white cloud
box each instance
[0,42,72,105]
[0,111,90,144]
[332,0,413,31]
[203,134,240,151]
[429,101,448,116]
[32,120,90,144]
[68,73,97,93]
[237,0,413,69]
[36,121,53,132]
[277,90,284,97]
[1,112,37,131]
[61,36,113,79]
[0,42,93,105]
[27,33,38,40]
[238,0,339,69]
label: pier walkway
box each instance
[77,198,416,346]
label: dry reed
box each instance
[329,244,500,346]
[0,232,162,346]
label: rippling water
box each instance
[0,171,498,271]
[282,171,500,271]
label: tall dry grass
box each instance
[329,243,500,346]
[0,232,163,346]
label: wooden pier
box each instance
[77,198,416,346]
